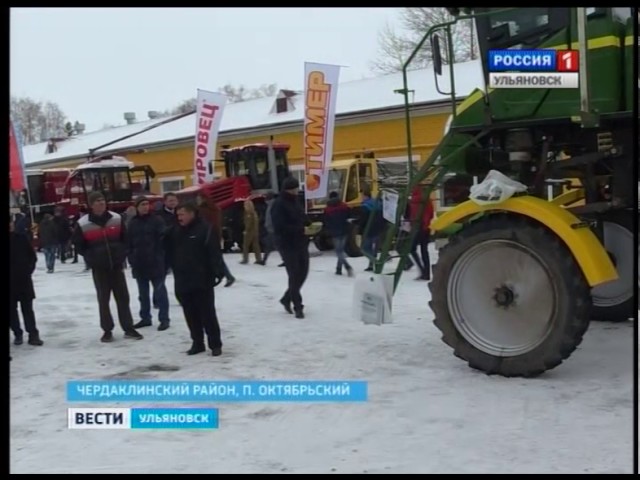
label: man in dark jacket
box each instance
[408,185,434,281]
[270,176,309,319]
[323,191,353,277]
[10,215,44,346]
[14,209,33,243]
[165,202,225,356]
[359,191,386,272]
[157,192,179,230]
[38,213,60,273]
[53,206,72,263]
[127,196,171,331]
[73,191,143,343]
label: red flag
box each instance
[9,120,26,192]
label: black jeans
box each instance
[280,246,310,311]
[10,298,38,337]
[410,230,431,280]
[175,288,222,349]
[92,268,135,332]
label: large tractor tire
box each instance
[590,211,636,322]
[313,231,334,251]
[429,214,591,378]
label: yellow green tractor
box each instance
[375,7,635,377]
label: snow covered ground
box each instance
[10,246,634,474]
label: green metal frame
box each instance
[362,8,512,293]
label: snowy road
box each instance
[10,247,634,474]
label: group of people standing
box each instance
[10,177,434,362]
[36,207,78,273]
[70,191,225,356]
[322,183,434,281]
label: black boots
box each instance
[187,343,222,357]
[186,343,206,355]
[14,334,43,346]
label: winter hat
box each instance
[282,176,300,191]
[87,191,106,205]
[135,195,149,208]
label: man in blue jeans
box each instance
[127,196,171,331]
[358,190,386,271]
[323,191,353,276]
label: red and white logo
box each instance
[557,50,579,72]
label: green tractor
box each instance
[377,7,635,377]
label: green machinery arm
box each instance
[365,8,512,292]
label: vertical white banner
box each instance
[194,89,227,185]
[303,62,340,200]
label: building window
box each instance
[289,168,305,185]
[276,97,288,113]
[159,179,184,194]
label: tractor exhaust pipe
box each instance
[576,8,592,125]
[268,135,279,194]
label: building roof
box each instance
[23,60,484,166]
[22,117,168,166]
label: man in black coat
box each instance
[156,192,179,230]
[323,191,353,277]
[38,213,60,273]
[127,196,171,331]
[53,206,72,263]
[164,202,225,356]
[270,176,310,319]
[10,215,43,346]
[73,191,143,343]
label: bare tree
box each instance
[371,8,477,74]
[10,97,43,145]
[167,83,281,114]
[171,98,198,115]
[217,84,252,103]
[39,102,66,140]
[248,83,278,99]
[369,22,415,74]
[10,96,73,144]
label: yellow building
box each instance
[23,61,483,198]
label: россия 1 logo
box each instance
[487,49,579,89]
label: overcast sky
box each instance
[10,7,402,132]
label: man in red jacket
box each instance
[408,184,434,281]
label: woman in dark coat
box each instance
[10,215,43,346]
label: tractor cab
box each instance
[306,157,378,212]
[220,143,291,194]
[62,156,156,213]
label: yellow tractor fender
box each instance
[430,196,618,288]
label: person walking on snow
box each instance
[165,202,225,356]
[10,215,44,347]
[73,192,143,343]
[359,190,386,272]
[323,191,354,277]
[270,177,310,319]
[37,213,59,273]
[408,184,434,281]
[127,196,171,331]
[240,199,263,265]
[53,206,72,263]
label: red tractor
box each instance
[23,155,160,221]
[175,140,293,251]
